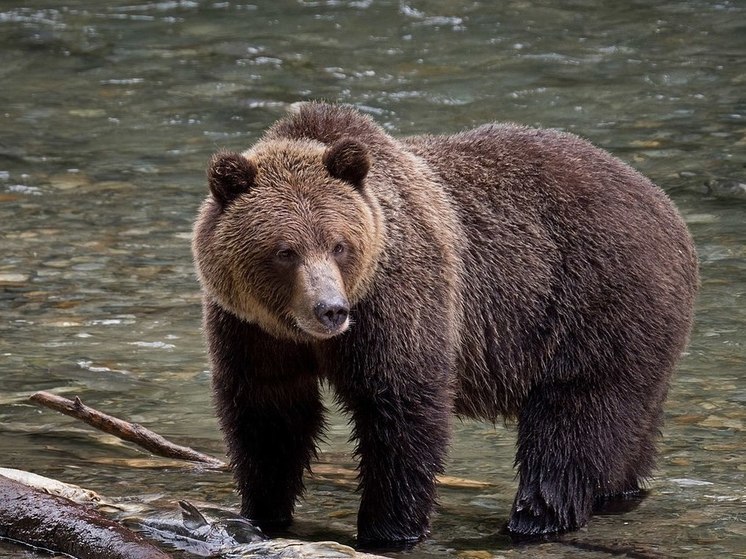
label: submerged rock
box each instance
[706,179,746,200]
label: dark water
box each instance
[0,1,744,558]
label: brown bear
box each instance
[192,102,698,546]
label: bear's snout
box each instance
[292,258,350,339]
[314,299,350,331]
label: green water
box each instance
[0,1,744,558]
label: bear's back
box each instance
[404,124,698,419]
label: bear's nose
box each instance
[314,300,349,330]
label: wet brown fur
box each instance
[192,103,698,545]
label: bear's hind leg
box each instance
[508,379,651,536]
[599,399,666,506]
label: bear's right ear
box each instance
[323,138,370,189]
[207,151,256,206]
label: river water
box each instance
[0,1,744,558]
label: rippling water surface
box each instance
[1,1,744,558]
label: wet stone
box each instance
[49,173,93,191]
[699,415,743,430]
[0,273,28,285]
[457,552,499,559]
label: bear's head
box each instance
[193,137,383,342]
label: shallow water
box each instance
[0,1,744,558]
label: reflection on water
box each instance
[0,1,744,558]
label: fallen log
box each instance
[29,391,226,468]
[0,467,104,505]
[0,474,170,559]
[1,470,389,559]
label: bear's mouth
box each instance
[293,313,351,340]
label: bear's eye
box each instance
[332,243,346,256]
[275,248,296,262]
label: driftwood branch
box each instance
[0,475,170,559]
[29,391,226,469]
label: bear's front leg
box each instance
[216,375,324,528]
[345,382,451,547]
[205,301,324,530]
[330,317,454,547]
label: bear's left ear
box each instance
[323,138,370,189]
[207,151,256,207]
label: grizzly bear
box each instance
[192,102,698,545]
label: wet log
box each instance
[2,470,390,559]
[0,474,170,559]
[29,391,226,469]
